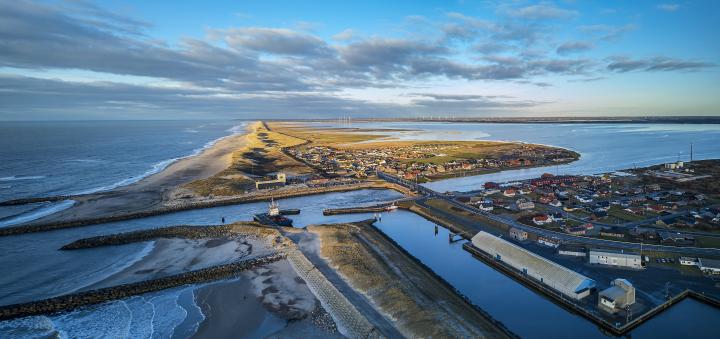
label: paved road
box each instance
[378,172,720,256]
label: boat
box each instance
[254,198,293,227]
[385,202,398,211]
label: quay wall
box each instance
[462,243,720,336]
[359,220,519,338]
[0,253,285,321]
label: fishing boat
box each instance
[254,198,293,226]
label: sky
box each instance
[0,0,719,120]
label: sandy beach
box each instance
[84,235,273,290]
[28,122,257,224]
[192,260,342,338]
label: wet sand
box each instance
[29,123,257,224]
[85,236,273,290]
[192,261,341,338]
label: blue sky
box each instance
[0,0,718,119]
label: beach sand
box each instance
[85,235,273,290]
[192,260,341,338]
[29,123,257,223]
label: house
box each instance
[549,200,562,207]
[479,201,494,212]
[516,199,535,210]
[538,236,561,248]
[484,181,500,189]
[558,245,586,257]
[533,214,552,225]
[503,188,517,197]
[589,250,643,269]
[659,232,696,246]
[509,227,528,241]
[679,257,698,266]
[598,279,636,313]
[698,258,720,275]
[577,196,593,204]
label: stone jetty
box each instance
[0,253,285,321]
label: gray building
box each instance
[598,278,636,313]
[589,250,643,269]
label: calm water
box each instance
[310,122,720,192]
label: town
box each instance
[285,141,578,180]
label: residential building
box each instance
[516,198,535,210]
[533,214,552,225]
[509,227,528,241]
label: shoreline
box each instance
[4,122,257,226]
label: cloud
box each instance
[607,57,714,72]
[556,41,594,55]
[657,4,680,12]
[408,93,548,113]
[0,1,714,119]
[332,29,356,41]
[579,24,636,40]
[503,3,579,20]
[215,28,333,57]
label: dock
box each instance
[462,242,720,336]
[323,205,398,216]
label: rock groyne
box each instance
[285,247,380,338]
[0,253,285,321]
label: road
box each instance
[378,172,720,256]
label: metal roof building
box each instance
[472,231,596,300]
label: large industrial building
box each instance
[589,250,643,269]
[471,232,596,300]
[598,278,636,313]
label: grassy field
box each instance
[266,122,382,145]
[183,122,313,196]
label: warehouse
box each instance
[471,232,596,300]
[589,250,643,269]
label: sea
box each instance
[1,120,720,338]
[0,120,248,226]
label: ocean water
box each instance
[0,120,246,201]
[0,120,247,226]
